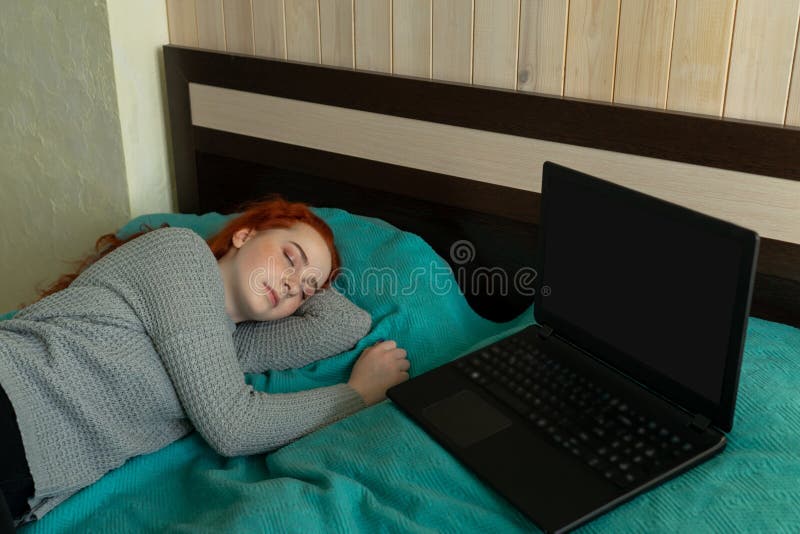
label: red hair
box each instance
[207,196,340,284]
[28,196,339,306]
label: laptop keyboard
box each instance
[455,334,699,490]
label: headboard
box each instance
[163,45,800,327]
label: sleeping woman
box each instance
[0,197,410,528]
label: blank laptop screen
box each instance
[540,172,743,404]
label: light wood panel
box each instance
[613,0,675,108]
[189,82,800,244]
[724,0,800,123]
[354,0,391,73]
[167,0,199,47]
[168,0,800,128]
[564,0,620,102]
[393,0,431,78]
[222,0,254,54]
[473,0,519,89]
[784,25,800,126]
[285,0,320,63]
[666,0,735,116]
[319,0,354,68]
[196,0,226,51]
[517,0,568,96]
[432,0,473,83]
[252,0,285,59]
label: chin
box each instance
[250,305,290,322]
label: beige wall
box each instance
[166,0,800,127]
[108,0,176,218]
[0,0,130,314]
[0,1,173,314]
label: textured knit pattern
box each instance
[0,227,369,520]
[4,209,799,534]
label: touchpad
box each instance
[422,390,512,448]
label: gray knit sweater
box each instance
[0,227,371,521]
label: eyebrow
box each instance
[289,241,308,266]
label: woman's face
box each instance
[220,222,333,322]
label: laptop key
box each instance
[484,382,530,416]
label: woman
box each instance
[0,197,410,528]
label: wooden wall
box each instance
[166,0,800,127]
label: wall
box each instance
[166,0,800,127]
[0,1,174,314]
[108,0,175,218]
[0,0,130,313]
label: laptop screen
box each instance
[536,162,757,430]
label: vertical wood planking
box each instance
[613,0,675,108]
[354,0,392,73]
[222,0,255,54]
[285,0,320,63]
[473,0,520,89]
[253,0,286,59]
[167,0,199,47]
[432,0,474,83]
[196,0,227,50]
[393,0,431,78]
[320,0,354,68]
[725,0,800,123]
[167,0,800,128]
[667,0,735,116]
[564,0,620,102]
[786,29,800,126]
[517,0,568,96]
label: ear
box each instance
[231,227,256,249]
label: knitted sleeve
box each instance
[233,287,372,373]
[157,328,366,457]
[91,227,366,456]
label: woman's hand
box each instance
[347,340,410,406]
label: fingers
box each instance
[374,340,397,350]
[397,358,411,372]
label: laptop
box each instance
[387,161,759,533]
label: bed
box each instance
[8,45,800,532]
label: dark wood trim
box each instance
[164,44,800,187]
[164,48,199,213]
[163,45,800,327]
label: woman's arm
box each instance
[233,287,372,373]
[159,327,366,457]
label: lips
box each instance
[263,285,278,306]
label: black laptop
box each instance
[387,161,759,533]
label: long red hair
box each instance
[28,196,340,306]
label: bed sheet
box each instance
[2,208,798,533]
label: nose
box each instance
[282,270,300,297]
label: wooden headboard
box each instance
[163,45,800,327]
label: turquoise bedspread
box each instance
[4,208,799,533]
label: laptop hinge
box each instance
[537,324,554,340]
[689,413,711,432]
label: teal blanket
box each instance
[4,209,799,533]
